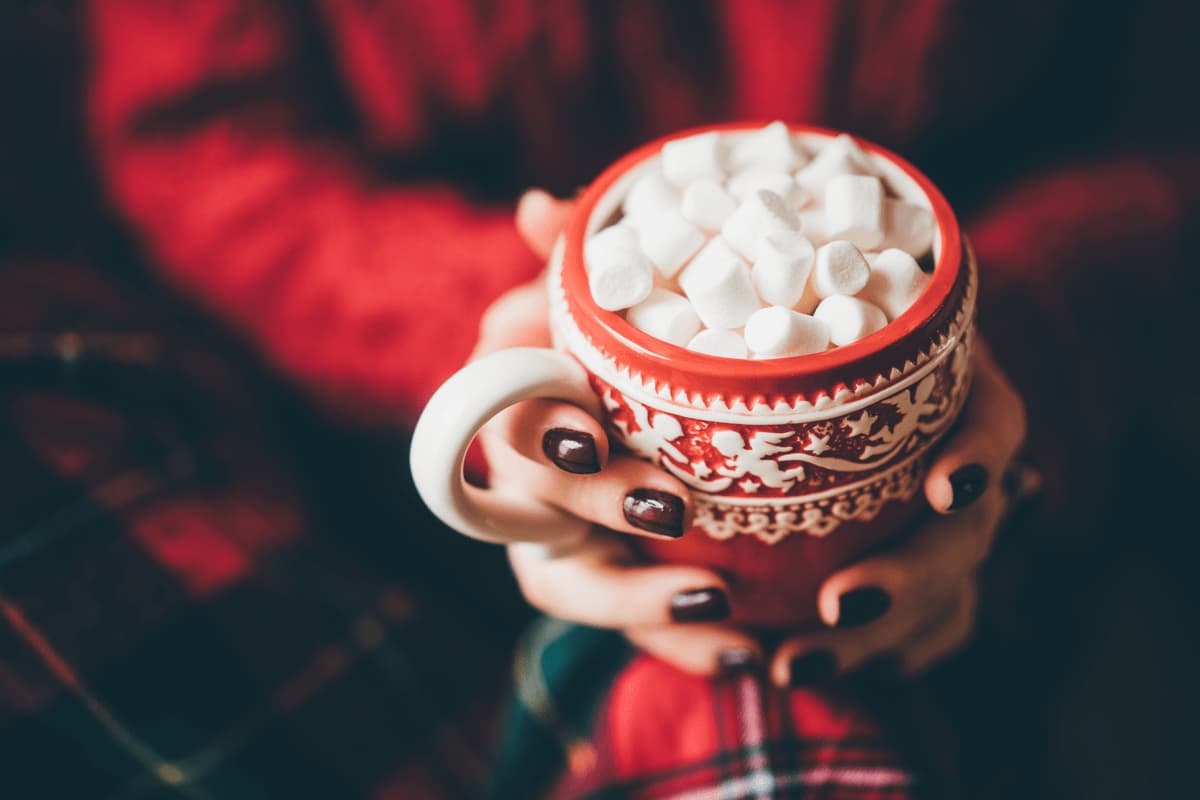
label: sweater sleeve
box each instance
[961,0,1200,521]
[87,0,541,426]
[965,148,1200,523]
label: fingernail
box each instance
[836,587,891,628]
[542,428,600,474]
[947,463,988,510]
[788,650,836,687]
[670,587,730,623]
[717,648,760,676]
[623,489,686,538]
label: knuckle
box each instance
[1013,396,1029,438]
[478,439,521,481]
[901,649,931,677]
[869,560,913,595]
[512,463,557,501]
[515,575,553,613]
[953,493,1002,563]
[477,295,521,341]
[477,305,501,338]
[607,454,656,483]
[483,404,522,447]
[955,609,977,643]
[948,592,977,643]
[981,486,1007,519]
[595,588,634,627]
[965,534,992,569]
[1001,385,1029,446]
[941,623,974,662]
[903,549,956,596]
[477,432,504,464]
[558,476,605,523]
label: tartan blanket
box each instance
[0,262,1084,800]
[493,621,937,800]
[0,261,525,799]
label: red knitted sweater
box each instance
[87,0,1198,476]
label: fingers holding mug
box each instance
[517,189,576,260]
[624,625,764,677]
[509,534,731,629]
[483,398,610,475]
[485,437,695,541]
[923,341,1027,514]
[410,347,604,551]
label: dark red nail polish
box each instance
[788,650,836,687]
[837,587,891,628]
[670,587,730,623]
[948,463,988,510]
[542,428,599,474]
[717,648,760,676]
[623,489,685,538]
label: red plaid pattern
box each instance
[551,656,913,800]
[0,261,524,799]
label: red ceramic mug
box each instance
[411,123,976,629]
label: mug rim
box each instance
[559,122,966,403]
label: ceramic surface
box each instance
[412,123,977,628]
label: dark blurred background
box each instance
[1,2,1198,799]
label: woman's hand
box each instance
[477,190,1029,681]
[475,191,747,670]
[761,339,1027,683]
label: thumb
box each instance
[517,189,575,260]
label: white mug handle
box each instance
[410,347,602,553]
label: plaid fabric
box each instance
[495,620,933,800]
[0,261,526,800]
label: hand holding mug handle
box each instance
[412,191,697,558]
[410,345,601,555]
[411,191,602,553]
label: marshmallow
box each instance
[726,168,806,207]
[721,189,802,262]
[824,174,885,250]
[622,169,676,229]
[751,232,815,308]
[813,295,888,346]
[588,123,943,357]
[661,132,724,187]
[680,179,736,232]
[728,121,805,172]
[638,207,706,279]
[678,237,762,329]
[794,133,873,193]
[858,247,930,320]
[585,225,654,310]
[584,224,638,270]
[687,328,749,359]
[626,288,703,346]
[881,199,935,258]
[797,208,831,246]
[812,240,871,298]
[744,306,830,358]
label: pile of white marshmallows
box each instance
[584,122,934,359]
